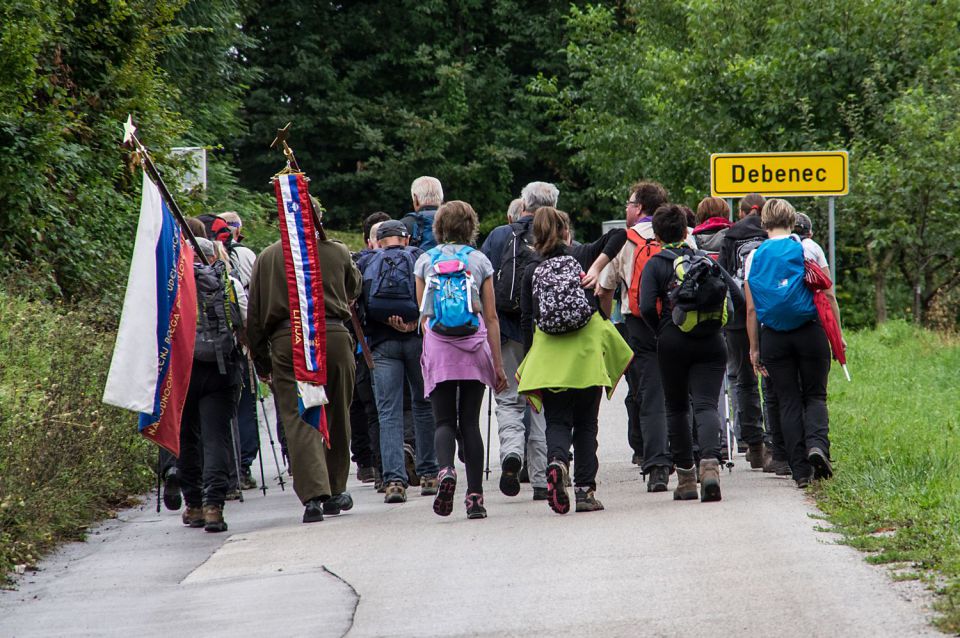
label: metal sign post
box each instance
[827,196,836,283]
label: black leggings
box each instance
[431,380,486,494]
[760,322,830,480]
[657,326,726,469]
[542,386,603,489]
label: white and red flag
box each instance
[103,172,197,455]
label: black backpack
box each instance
[494,223,536,316]
[731,236,765,290]
[532,255,594,335]
[194,260,241,374]
[659,249,729,336]
[361,248,420,323]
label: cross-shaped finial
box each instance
[271,122,292,150]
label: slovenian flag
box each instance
[103,172,197,456]
[274,173,329,445]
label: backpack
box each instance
[731,236,765,290]
[405,210,437,251]
[659,249,729,336]
[746,237,816,331]
[532,255,594,335]
[421,246,480,336]
[361,247,419,324]
[194,260,241,374]
[625,228,662,316]
[494,222,536,317]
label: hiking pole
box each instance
[723,376,734,472]
[484,388,493,480]
[245,356,268,496]
[255,378,286,491]
[156,448,162,513]
[229,414,245,503]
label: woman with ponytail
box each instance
[516,207,632,515]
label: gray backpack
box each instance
[532,255,594,335]
[194,260,241,374]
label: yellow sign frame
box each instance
[710,151,848,197]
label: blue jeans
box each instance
[372,338,438,485]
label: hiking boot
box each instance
[631,453,643,466]
[808,447,834,480]
[574,487,604,512]
[519,464,530,483]
[746,443,766,470]
[646,465,669,493]
[499,453,522,497]
[699,459,722,502]
[403,444,419,485]
[673,466,698,501]
[182,505,204,527]
[796,475,812,489]
[374,468,385,493]
[433,467,457,517]
[420,475,439,496]
[545,461,571,515]
[323,493,354,516]
[532,487,548,501]
[162,468,182,511]
[357,466,377,483]
[240,468,257,491]
[303,498,324,523]
[225,488,242,501]
[384,481,407,504]
[203,504,227,533]
[464,493,487,519]
[763,452,792,475]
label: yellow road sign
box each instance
[710,151,848,197]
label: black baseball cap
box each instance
[376,220,410,240]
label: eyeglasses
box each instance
[625,200,641,207]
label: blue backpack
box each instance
[421,246,480,336]
[361,247,419,323]
[405,210,437,251]
[747,237,816,331]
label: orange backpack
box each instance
[626,228,662,316]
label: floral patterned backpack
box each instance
[532,255,594,335]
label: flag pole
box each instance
[123,115,210,266]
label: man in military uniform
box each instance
[247,225,362,523]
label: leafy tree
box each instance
[539,0,960,327]
[236,0,586,231]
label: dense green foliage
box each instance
[535,0,960,327]
[237,0,588,232]
[818,322,960,632]
[0,291,153,581]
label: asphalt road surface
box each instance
[0,385,939,637]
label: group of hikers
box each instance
[160,175,842,531]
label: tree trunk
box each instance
[874,271,888,324]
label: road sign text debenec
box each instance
[711,151,848,197]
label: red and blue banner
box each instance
[103,172,196,456]
[274,173,329,444]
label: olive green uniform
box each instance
[248,239,362,503]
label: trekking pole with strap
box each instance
[484,388,493,480]
[246,355,268,496]
[229,413,245,503]
[254,376,286,491]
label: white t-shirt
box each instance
[414,244,493,314]
[744,234,829,281]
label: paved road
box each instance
[0,385,939,637]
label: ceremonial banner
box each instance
[274,173,329,444]
[103,172,197,455]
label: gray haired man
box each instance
[480,181,559,500]
[401,176,443,251]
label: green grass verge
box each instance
[816,321,960,633]
[0,290,153,583]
